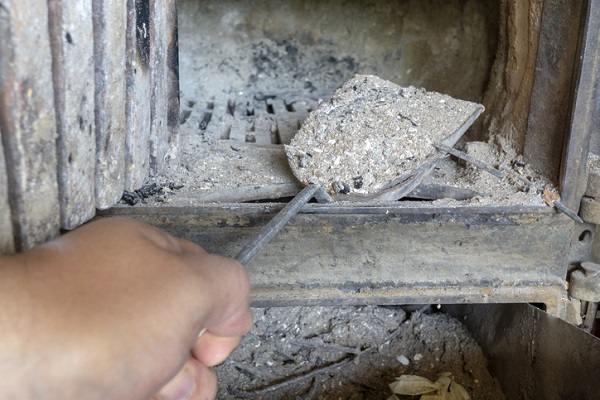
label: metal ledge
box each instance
[98,202,588,316]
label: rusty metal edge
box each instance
[98,203,573,316]
[560,0,600,211]
[249,284,567,318]
[99,202,555,217]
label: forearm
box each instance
[0,253,39,398]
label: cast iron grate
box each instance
[180,93,322,145]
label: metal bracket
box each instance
[569,262,600,331]
[570,262,600,302]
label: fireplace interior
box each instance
[1,0,600,397]
[151,0,582,211]
[178,0,498,120]
[168,0,533,206]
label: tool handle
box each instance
[235,184,322,266]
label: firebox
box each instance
[109,0,598,318]
[104,0,600,323]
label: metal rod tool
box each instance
[235,184,332,266]
[433,142,584,223]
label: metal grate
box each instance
[180,93,321,146]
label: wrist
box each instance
[0,253,38,397]
[0,251,112,400]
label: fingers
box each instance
[154,358,217,400]
[22,217,250,400]
[153,312,250,400]
[187,253,254,337]
[193,331,243,367]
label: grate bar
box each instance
[183,92,319,145]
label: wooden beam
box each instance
[0,0,60,249]
[48,0,96,229]
[92,0,127,209]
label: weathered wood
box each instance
[48,0,96,229]
[164,0,180,168]
[0,127,15,254]
[0,0,60,249]
[124,0,151,190]
[149,0,169,176]
[93,0,127,209]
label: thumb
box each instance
[193,331,243,367]
[154,358,217,400]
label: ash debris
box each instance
[120,182,184,206]
[215,306,506,400]
[285,75,484,196]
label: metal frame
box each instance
[446,304,600,399]
[99,202,593,317]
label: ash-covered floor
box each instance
[215,306,506,400]
[132,91,552,209]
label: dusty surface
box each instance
[215,306,506,400]
[178,0,498,106]
[427,141,552,208]
[284,75,483,195]
[121,127,551,208]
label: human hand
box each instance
[0,217,253,400]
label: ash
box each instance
[284,75,483,195]
[140,90,551,207]
[215,306,506,400]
